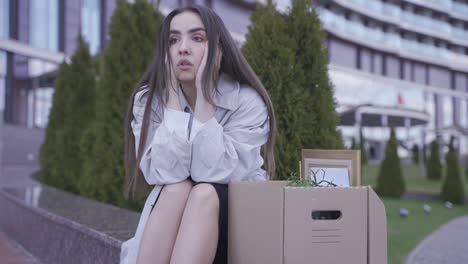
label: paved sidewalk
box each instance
[406,215,468,264]
[0,124,43,188]
[0,124,45,263]
[0,230,38,264]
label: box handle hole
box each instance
[311,210,342,220]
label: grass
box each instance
[383,198,468,264]
[362,163,468,263]
[362,163,468,194]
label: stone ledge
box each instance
[0,187,135,264]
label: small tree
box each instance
[359,128,368,165]
[426,139,442,180]
[61,37,96,194]
[411,144,420,164]
[244,0,345,178]
[39,62,70,189]
[350,137,357,150]
[80,0,161,208]
[422,143,427,164]
[377,127,405,198]
[287,0,343,149]
[441,136,465,204]
[243,1,307,179]
[40,36,95,194]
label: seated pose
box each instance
[120,4,276,264]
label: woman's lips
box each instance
[177,59,193,71]
[178,64,192,70]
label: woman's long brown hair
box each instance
[124,5,277,200]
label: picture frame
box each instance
[301,149,361,186]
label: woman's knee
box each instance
[188,184,219,211]
[162,179,193,197]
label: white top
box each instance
[119,73,270,263]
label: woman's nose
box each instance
[178,38,190,55]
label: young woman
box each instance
[120,5,276,264]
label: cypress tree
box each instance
[287,0,343,149]
[426,139,442,180]
[39,62,70,188]
[243,0,345,178]
[78,54,101,198]
[377,128,405,198]
[62,37,96,194]
[81,0,161,207]
[359,128,368,165]
[40,36,95,193]
[411,144,419,164]
[243,0,306,179]
[350,137,357,150]
[441,136,465,204]
[422,143,427,164]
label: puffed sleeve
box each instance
[131,88,192,185]
[190,88,270,183]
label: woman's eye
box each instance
[169,38,178,45]
[193,36,204,42]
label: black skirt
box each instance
[150,178,228,264]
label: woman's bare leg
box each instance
[170,183,220,264]
[136,180,193,264]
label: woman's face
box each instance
[169,11,207,82]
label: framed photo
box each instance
[301,149,361,186]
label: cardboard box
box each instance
[228,181,387,264]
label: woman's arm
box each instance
[190,87,270,183]
[131,88,191,185]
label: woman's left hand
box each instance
[194,44,218,123]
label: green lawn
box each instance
[383,198,468,264]
[362,163,468,194]
[362,163,468,263]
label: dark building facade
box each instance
[2,0,468,160]
[0,0,116,128]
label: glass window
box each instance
[30,0,58,51]
[454,72,467,92]
[403,60,412,81]
[373,53,383,75]
[386,55,399,79]
[360,48,372,72]
[428,66,450,89]
[460,136,468,156]
[33,87,54,128]
[0,0,6,113]
[329,39,357,68]
[424,92,435,130]
[26,58,58,127]
[0,51,5,111]
[81,0,101,55]
[414,62,426,85]
[460,99,468,128]
[442,95,453,127]
[0,0,8,38]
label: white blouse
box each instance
[120,73,270,264]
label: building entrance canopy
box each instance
[339,104,429,127]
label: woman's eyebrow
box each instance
[170,27,206,34]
